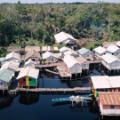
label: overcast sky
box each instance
[0,0,120,3]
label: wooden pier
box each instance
[87,60,101,64]
[9,87,91,94]
[57,62,72,78]
[0,87,8,91]
[36,62,62,68]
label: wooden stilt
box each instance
[2,90,4,95]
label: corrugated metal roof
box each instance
[63,55,79,68]
[64,50,78,56]
[101,53,119,63]
[25,51,41,61]
[42,51,55,60]
[5,52,21,61]
[116,41,120,47]
[53,53,62,59]
[91,75,120,89]
[59,46,71,53]
[42,51,61,60]
[25,59,35,67]
[25,46,40,52]
[99,92,120,105]
[0,57,5,62]
[109,76,120,88]
[17,68,28,79]
[76,56,87,64]
[107,44,119,53]
[54,31,76,44]
[77,47,90,55]
[93,46,106,54]
[41,46,51,52]
[41,46,59,52]
[28,68,39,79]
[91,76,110,89]
[53,46,59,51]
[0,69,14,83]
[63,55,82,74]
[17,67,39,80]
[1,61,20,71]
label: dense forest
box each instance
[0,2,120,48]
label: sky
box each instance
[0,0,120,3]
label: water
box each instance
[0,73,118,120]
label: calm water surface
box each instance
[0,73,118,120]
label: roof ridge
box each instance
[27,67,30,75]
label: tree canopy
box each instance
[0,3,120,47]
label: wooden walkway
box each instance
[36,62,62,68]
[57,62,71,77]
[0,87,8,91]
[9,87,91,94]
[88,60,101,64]
[45,69,59,75]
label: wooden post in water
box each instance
[2,90,4,95]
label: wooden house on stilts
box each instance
[5,52,21,62]
[93,46,106,58]
[17,67,39,88]
[0,69,15,90]
[91,75,120,97]
[101,53,120,75]
[24,51,41,65]
[106,44,120,56]
[63,55,82,79]
[99,92,120,117]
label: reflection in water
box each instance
[67,79,90,88]
[19,93,39,105]
[52,101,71,107]
[101,116,120,120]
[70,105,85,112]
[88,101,99,114]
[39,74,68,88]
[41,72,57,78]
[0,95,13,109]
[67,81,82,88]
[0,74,111,120]
[52,101,86,113]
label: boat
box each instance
[52,95,92,106]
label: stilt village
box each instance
[1,31,120,118]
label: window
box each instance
[0,81,3,85]
[110,105,115,109]
[32,59,35,61]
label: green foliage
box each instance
[0,47,7,57]
[86,40,102,50]
[0,3,120,46]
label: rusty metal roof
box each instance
[99,92,120,106]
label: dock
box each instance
[57,62,72,78]
[36,62,62,69]
[52,95,92,105]
[9,87,91,94]
[0,87,8,92]
[87,60,101,64]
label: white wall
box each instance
[0,80,8,89]
[70,63,82,74]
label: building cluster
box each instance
[92,42,120,117]
[0,31,120,117]
[0,50,40,89]
[93,43,120,75]
[54,33,120,117]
